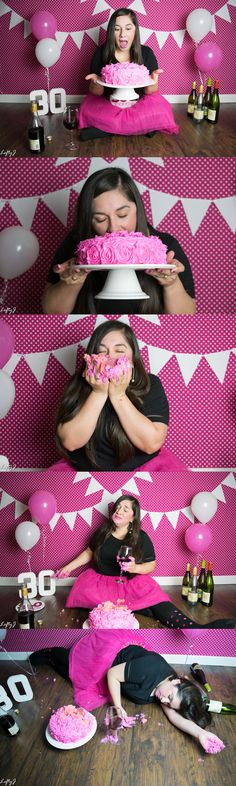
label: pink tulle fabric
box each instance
[83,353,131,382]
[76,231,167,266]
[65,569,170,610]
[101,62,150,86]
[77,92,179,135]
[69,630,150,709]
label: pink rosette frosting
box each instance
[83,353,131,382]
[76,231,167,268]
[101,62,150,86]
[49,705,94,743]
[89,600,138,629]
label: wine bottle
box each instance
[206,700,236,714]
[207,80,220,124]
[201,562,214,607]
[187,566,198,605]
[17,584,35,629]
[0,712,20,736]
[193,84,204,122]
[181,562,191,599]
[197,559,206,600]
[203,77,212,118]
[187,82,197,116]
[190,663,211,692]
[28,101,45,154]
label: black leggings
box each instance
[30,646,70,679]
[136,601,234,629]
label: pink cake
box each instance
[88,600,138,629]
[101,62,150,86]
[49,704,94,743]
[76,231,167,267]
[84,353,131,382]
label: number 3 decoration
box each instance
[18,570,56,598]
[29,88,66,115]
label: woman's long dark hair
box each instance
[103,8,143,65]
[69,167,164,314]
[56,320,151,467]
[92,494,143,565]
[170,677,212,728]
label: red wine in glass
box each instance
[116,546,133,583]
[63,105,78,149]
[105,707,122,731]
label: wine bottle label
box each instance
[29,139,41,151]
[194,109,204,120]
[208,700,222,713]
[202,591,211,603]
[208,109,216,120]
[188,591,198,603]
[19,622,31,629]
[187,104,194,114]
[182,586,189,596]
[8,721,20,735]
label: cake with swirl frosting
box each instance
[101,62,150,86]
[49,705,94,744]
[76,231,167,267]
[88,600,138,629]
[83,353,131,382]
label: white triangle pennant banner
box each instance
[228,0,236,6]
[147,345,173,374]
[211,483,226,503]
[165,510,180,529]
[149,190,178,227]
[180,506,194,523]
[129,0,147,15]
[94,489,123,515]
[55,31,69,48]
[135,315,160,326]
[85,477,104,496]
[86,26,101,44]
[211,15,217,33]
[55,158,74,166]
[70,31,84,49]
[148,511,163,530]
[0,3,11,18]
[139,27,154,44]
[79,508,93,526]
[24,20,31,38]
[73,472,92,484]
[215,3,232,22]
[222,472,236,489]
[0,491,15,510]
[15,501,28,520]
[52,344,78,375]
[92,0,111,13]
[3,354,21,375]
[121,477,140,495]
[181,198,211,235]
[65,315,87,325]
[9,10,23,29]
[155,30,169,48]
[175,353,202,386]
[10,196,38,230]
[49,513,61,531]
[88,157,131,179]
[204,350,230,384]
[135,472,153,482]
[42,188,70,226]
[63,511,78,530]
[140,509,148,519]
[0,200,5,213]
[171,30,185,48]
[141,158,164,167]
[214,196,236,233]
[24,352,50,385]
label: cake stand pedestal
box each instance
[96,79,153,106]
[96,266,149,300]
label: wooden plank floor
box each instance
[0,660,235,786]
[0,103,235,157]
[1,585,235,629]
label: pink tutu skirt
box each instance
[69,629,151,709]
[77,92,179,135]
[48,446,187,472]
[66,567,170,611]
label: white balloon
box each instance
[191,492,218,524]
[35,38,61,68]
[15,521,40,552]
[186,9,212,43]
[0,455,9,469]
[0,227,39,280]
[0,371,15,418]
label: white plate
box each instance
[45,712,97,750]
[83,617,139,629]
[15,600,45,612]
[97,78,153,88]
[74,263,176,271]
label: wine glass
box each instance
[104,706,122,732]
[116,546,133,584]
[63,105,79,149]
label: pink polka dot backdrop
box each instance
[3,629,236,658]
[0,157,235,313]
[0,314,235,468]
[0,1,235,95]
[0,470,235,577]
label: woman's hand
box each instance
[146,250,184,288]
[84,367,109,396]
[116,706,128,721]
[121,557,136,573]
[55,566,71,578]
[150,68,163,88]
[53,259,89,287]
[198,730,225,754]
[108,367,132,400]
[85,73,99,83]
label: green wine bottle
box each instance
[187,566,198,605]
[206,700,236,714]
[181,562,191,599]
[190,662,211,692]
[193,84,204,122]
[187,82,197,116]
[201,562,214,607]
[207,80,220,124]
[203,77,212,118]
[197,559,206,600]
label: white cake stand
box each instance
[97,78,153,104]
[76,263,176,300]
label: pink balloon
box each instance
[0,320,15,368]
[194,42,223,72]
[30,11,57,41]
[185,523,213,553]
[28,490,57,525]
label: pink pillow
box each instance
[77,93,179,135]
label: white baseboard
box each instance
[1,575,235,586]
[0,94,235,104]
[0,651,235,666]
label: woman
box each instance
[55,319,177,472]
[29,632,225,754]
[78,8,179,139]
[42,167,195,315]
[57,494,234,629]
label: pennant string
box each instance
[0,279,9,306]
